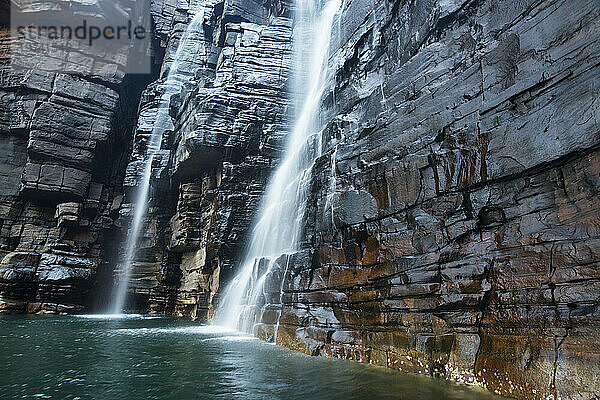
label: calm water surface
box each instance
[0,315,507,400]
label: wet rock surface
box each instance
[0,0,292,315]
[270,1,600,399]
[0,0,598,398]
[0,0,150,313]
[114,0,293,317]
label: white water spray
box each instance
[216,0,341,333]
[111,4,207,314]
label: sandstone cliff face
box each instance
[115,0,293,317]
[1,0,598,399]
[0,0,293,315]
[270,1,600,399]
[0,1,152,313]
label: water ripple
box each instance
[112,325,238,336]
[74,314,159,320]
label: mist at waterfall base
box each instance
[0,315,508,400]
[215,0,340,333]
[109,4,207,314]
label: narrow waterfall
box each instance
[110,3,207,314]
[216,0,341,333]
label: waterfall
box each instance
[216,0,341,333]
[110,3,207,314]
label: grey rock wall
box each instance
[1,0,598,398]
[115,0,293,318]
[271,1,600,399]
[0,0,154,313]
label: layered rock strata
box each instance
[0,1,152,313]
[116,0,293,318]
[0,0,598,398]
[269,1,600,399]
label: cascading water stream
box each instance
[216,0,341,333]
[110,3,207,314]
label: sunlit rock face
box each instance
[0,1,151,313]
[271,0,600,399]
